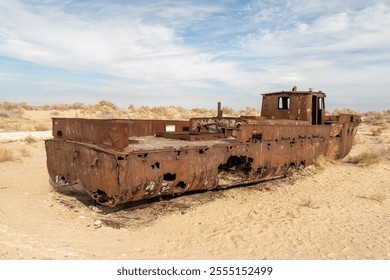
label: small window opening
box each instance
[278,97,290,110]
[319,97,325,109]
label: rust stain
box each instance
[45,88,361,206]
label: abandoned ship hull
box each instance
[45,115,359,206]
[45,89,360,206]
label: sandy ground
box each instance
[0,117,389,260]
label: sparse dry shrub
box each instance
[240,107,261,116]
[69,102,87,110]
[0,111,10,118]
[145,106,188,120]
[370,127,383,136]
[17,102,34,110]
[150,106,167,116]
[101,219,123,229]
[189,107,216,118]
[0,148,14,162]
[222,106,235,116]
[332,108,360,115]
[0,106,24,119]
[137,106,152,118]
[313,156,328,170]
[127,104,136,112]
[0,101,31,110]
[0,102,17,110]
[191,108,208,114]
[34,123,50,131]
[51,111,60,116]
[96,100,118,111]
[24,135,37,144]
[347,151,381,166]
[42,104,69,111]
[41,104,51,111]
[383,110,390,124]
[363,111,384,126]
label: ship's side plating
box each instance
[45,89,361,206]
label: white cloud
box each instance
[236,2,390,98]
[0,0,389,110]
[312,13,349,33]
[0,0,262,98]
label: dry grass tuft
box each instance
[313,156,328,170]
[34,123,50,131]
[24,135,37,144]
[0,148,15,162]
[0,102,33,111]
[332,108,360,115]
[239,107,261,116]
[347,152,381,166]
[0,111,10,118]
[101,219,123,229]
[370,127,383,136]
[69,102,87,110]
[363,111,382,125]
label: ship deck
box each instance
[124,135,237,152]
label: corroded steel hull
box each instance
[45,89,361,206]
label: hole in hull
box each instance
[163,173,176,181]
[217,156,254,186]
[92,189,115,205]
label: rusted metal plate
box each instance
[52,118,190,149]
[45,88,361,207]
[53,118,130,149]
[128,120,190,136]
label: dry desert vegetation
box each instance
[0,101,389,260]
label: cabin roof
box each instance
[262,90,326,97]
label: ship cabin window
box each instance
[319,97,325,110]
[278,96,290,110]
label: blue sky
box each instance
[0,0,389,111]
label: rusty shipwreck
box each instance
[45,88,360,206]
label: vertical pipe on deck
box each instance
[217,102,223,118]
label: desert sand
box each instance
[0,104,389,260]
